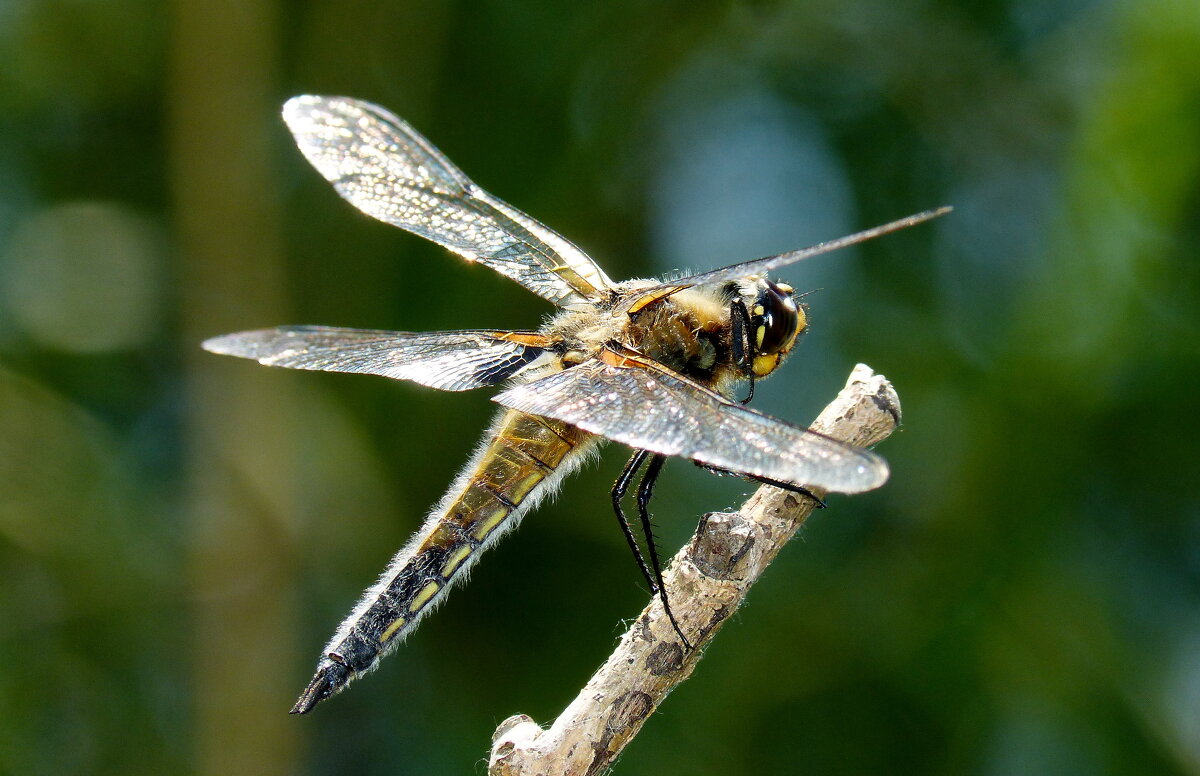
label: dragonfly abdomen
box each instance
[290,408,594,713]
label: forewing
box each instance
[493,349,888,494]
[282,95,612,309]
[203,326,556,391]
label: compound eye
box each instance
[752,282,803,356]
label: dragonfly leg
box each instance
[612,450,693,648]
[611,450,657,595]
[635,453,693,649]
[741,374,756,405]
[730,299,756,404]
[693,461,828,509]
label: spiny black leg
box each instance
[692,460,828,509]
[730,299,749,369]
[741,375,756,405]
[746,474,828,509]
[730,299,756,404]
[635,453,693,649]
[611,450,659,600]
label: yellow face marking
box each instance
[471,508,508,541]
[409,581,440,612]
[752,353,780,377]
[380,617,407,643]
[753,304,765,316]
[440,544,474,577]
[755,325,766,348]
[775,282,794,294]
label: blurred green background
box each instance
[2,0,1198,773]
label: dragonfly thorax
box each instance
[616,287,729,387]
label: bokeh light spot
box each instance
[1,201,162,352]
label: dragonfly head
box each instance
[744,279,805,377]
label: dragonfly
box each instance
[204,95,947,715]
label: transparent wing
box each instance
[622,207,950,313]
[282,95,613,310]
[493,347,888,494]
[203,326,558,391]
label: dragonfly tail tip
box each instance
[289,662,351,715]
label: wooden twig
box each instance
[488,364,902,776]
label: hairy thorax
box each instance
[543,281,743,399]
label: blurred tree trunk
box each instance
[169,0,299,773]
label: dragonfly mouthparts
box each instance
[290,661,351,714]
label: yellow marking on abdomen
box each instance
[509,471,543,503]
[440,544,473,577]
[327,410,595,681]
[471,507,508,541]
[409,581,440,612]
[380,617,407,643]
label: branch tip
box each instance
[488,365,900,775]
